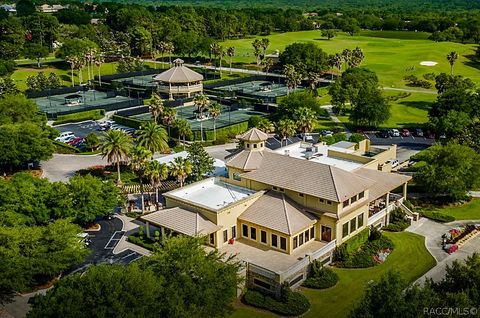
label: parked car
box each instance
[62,136,76,143]
[321,130,333,137]
[426,130,435,139]
[390,129,400,137]
[67,137,84,146]
[415,128,424,137]
[55,131,75,142]
[439,133,446,139]
[387,159,399,168]
[401,129,411,137]
[379,130,389,138]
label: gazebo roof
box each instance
[237,128,269,142]
[153,59,203,84]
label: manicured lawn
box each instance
[427,199,480,221]
[230,231,435,318]
[221,30,479,89]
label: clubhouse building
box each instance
[153,58,203,100]
[140,128,414,296]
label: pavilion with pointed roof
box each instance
[154,58,203,100]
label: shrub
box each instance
[243,288,310,316]
[53,140,79,154]
[337,235,394,268]
[383,208,409,232]
[421,210,455,223]
[111,114,144,129]
[303,262,339,289]
[127,234,156,250]
[53,109,105,125]
[348,133,366,143]
[333,243,348,262]
[368,226,382,241]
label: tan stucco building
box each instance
[153,58,203,100]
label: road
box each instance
[41,153,108,182]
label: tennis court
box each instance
[112,74,159,88]
[214,80,302,98]
[131,104,266,131]
[34,90,141,117]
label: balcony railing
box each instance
[157,84,203,94]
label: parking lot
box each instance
[365,132,436,147]
[55,120,104,138]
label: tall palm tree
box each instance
[210,43,222,74]
[162,107,177,138]
[307,72,321,90]
[341,49,352,69]
[193,94,210,141]
[174,119,192,150]
[129,145,152,213]
[165,42,175,65]
[100,130,132,183]
[252,39,262,66]
[447,51,458,75]
[350,47,365,68]
[66,56,76,87]
[208,102,222,141]
[149,92,164,123]
[226,46,235,74]
[276,119,296,147]
[94,52,104,86]
[260,38,270,61]
[330,53,343,74]
[294,107,316,141]
[283,64,301,94]
[170,157,193,187]
[136,122,169,156]
[144,160,169,204]
[158,41,167,68]
[257,118,274,133]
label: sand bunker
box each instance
[420,61,438,66]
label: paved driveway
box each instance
[55,120,104,138]
[41,154,108,182]
[407,218,480,285]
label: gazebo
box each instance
[153,58,204,100]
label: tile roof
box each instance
[225,149,268,171]
[238,191,317,235]
[237,128,269,142]
[241,152,375,202]
[353,168,412,200]
[140,207,220,236]
[153,59,203,83]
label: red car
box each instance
[67,137,83,146]
[401,129,411,137]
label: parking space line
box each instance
[104,231,123,250]
[120,252,138,260]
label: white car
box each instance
[387,159,399,168]
[390,129,400,137]
[55,131,75,142]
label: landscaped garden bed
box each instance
[333,227,394,268]
[442,223,480,254]
[127,231,158,251]
[243,285,310,317]
[302,261,339,289]
[383,208,410,232]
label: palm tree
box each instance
[162,107,177,138]
[350,47,365,68]
[260,38,270,61]
[74,57,84,86]
[170,157,193,187]
[210,43,223,74]
[193,94,210,141]
[342,49,352,69]
[276,119,296,147]
[66,56,76,87]
[307,72,321,90]
[174,119,192,150]
[262,58,273,74]
[257,118,274,133]
[144,160,169,204]
[283,64,301,94]
[136,122,169,156]
[252,39,262,66]
[330,53,343,74]
[294,107,316,141]
[447,51,458,75]
[149,92,164,123]
[94,52,104,86]
[100,130,132,183]
[226,46,235,74]
[129,145,152,213]
[158,41,167,68]
[209,102,222,141]
[165,42,175,65]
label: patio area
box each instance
[218,238,327,273]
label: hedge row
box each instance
[127,234,156,251]
[302,262,339,289]
[53,109,105,125]
[111,114,145,129]
[193,121,249,141]
[53,140,79,154]
[243,289,310,316]
[421,210,455,223]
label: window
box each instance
[232,226,236,239]
[233,173,241,181]
[223,230,228,243]
[250,227,257,240]
[351,195,358,203]
[280,237,287,250]
[342,222,349,238]
[359,191,365,199]
[260,230,267,244]
[279,188,284,192]
[253,278,271,290]
[343,199,350,208]
[246,143,250,148]
[272,186,278,190]
[326,200,332,205]
[358,214,364,227]
[299,193,304,197]
[271,234,278,247]
[242,224,248,237]
[289,274,304,287]
[209,233,215,245]
[305,229,309,241]
[253,144,257,148]
[260,143,264,147]
[319,198,325,203]
[350,218,357,232]
[293,237,298,249]
[310,227,315,240]
[299,232,304,246]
